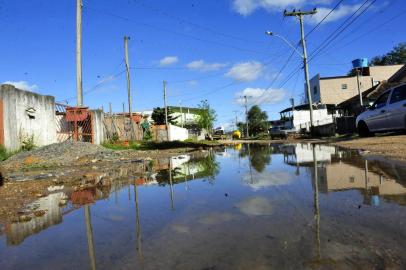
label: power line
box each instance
[309,0,376,62]
[83,4,272,56]
[134,0,267,45]
[306,0,346,38]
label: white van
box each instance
[356,83,406,136]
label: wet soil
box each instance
[332,134,406,161]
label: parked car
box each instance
[356,83,406,137]
[269,126,296,139]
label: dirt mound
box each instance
[1,141,114,171]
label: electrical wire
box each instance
[83,4,272,56]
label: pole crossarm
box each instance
[284,9,317,17]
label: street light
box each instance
[265,31,303,58]
[266,30,315,132]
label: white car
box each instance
[356,83,406,137]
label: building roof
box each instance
[167,106,205,114]
[279,103,331,114]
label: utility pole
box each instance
[356,69,363,107]
[179,100,184,128]
[109,102,112,116]
[244,95,249,138]
[284,9,317,132]
[124,36,132,120]
[163,80,170,140]
[76,0,83,107]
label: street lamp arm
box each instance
[265,31,303,59]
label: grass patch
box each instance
[0,145,19,161]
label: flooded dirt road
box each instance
[0,143,405,269]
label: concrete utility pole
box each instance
[76,0,83,107]
[163,80,170,140]
[124,36,132,119]
[179,100,184,128]
[284,9,317,132]
[109,102,112,116]
[356,69,363,107]
[244,95,249,138]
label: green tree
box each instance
[151,107,178,125]
[196,100,217,134]
[370,43,406,66]
[247,105,268,136]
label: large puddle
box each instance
[1,143,405,269]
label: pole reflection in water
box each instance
[134,184,143,265]
[169,158,175,211]
[312,145,321,262]
[247,144,254,184]
[84,204,97,270]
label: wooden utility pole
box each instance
[284,9,317,132]
[163,81,170,140]
[76,0,83,107]
[124,36,132,119]
[244,95,249,138]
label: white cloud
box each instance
[159,56,179,66]
[232,0,305,16]
[186,60,227,72]
[235,87,285,105]
[236,196,273,216]
[243,171,293,191]
[309,4,362,24]
[232,0,359,25]
[226,61,264,82]
[2,81,38,92]
[188,80,198,86]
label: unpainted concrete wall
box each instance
[91,110,105,145]
[0,84,57,150]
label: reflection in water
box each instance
[134,184,143,265]
[84,205,96,270]
[1,144,406,269]
[239,144,272,173]
[236,196,273,216]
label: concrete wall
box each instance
[168,124,188,141]
[91,110,105,145]
[0,84,57,151]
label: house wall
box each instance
[290,109,333,131]
[309,65,403,105]
[0,84,57,151]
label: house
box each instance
[278,103,335,131]
[308,64,403,106]
[338,64,406,116]
[167,106,204,127]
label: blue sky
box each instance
[1,0,405,128]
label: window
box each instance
[372,91,391,109]
[389,84,406,104]
[341,84,347,90]
[313,86,317,95]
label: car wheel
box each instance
[358,121,372,137]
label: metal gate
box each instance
[55,103,94,143]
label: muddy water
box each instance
[0,143,405,270]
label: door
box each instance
[386,84,406,130]
[366,91,391,131]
